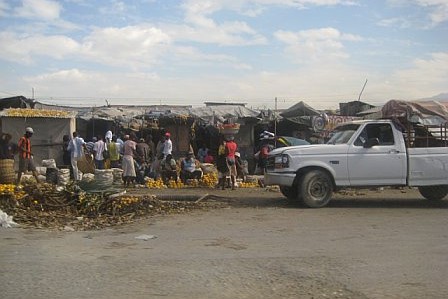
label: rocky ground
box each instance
[1,187,448,299]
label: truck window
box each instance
[327,124,360,144]
[354,124,395,146]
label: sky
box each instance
[0,0,447,110]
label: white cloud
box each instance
[98,0,128,15]
[377,17,412,28]
[14,0,61,20]
[170,45,252,70]
[175,2,268,46]
[182,0,357,17]
[389,52,448,96]
[387,0,448,26]
[0,25,172,69]
[163,22,267,46]
[80,25,172,69]
[274,27,362,64]
[17,50,448,109]
[177,0,356,46]
[0,31,79,64]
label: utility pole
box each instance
[358,79,368,101]
[274,97,278,148]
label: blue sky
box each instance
[0,0,447,110]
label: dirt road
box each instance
[1,188,448,299]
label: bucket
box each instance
[0,159,15,184]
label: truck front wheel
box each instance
[418,185,448,201]
[300,170,333,208]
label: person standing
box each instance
[162,132,172,158]
[103,130,113,169]
[93,135,105,169]
[122,135,137,187]
[136,138,150,164]
[225,135,238,190]
[109,135,121,168]
[0,133,16,159]
[85,137,97,156]
[145,134,155,162]
[217,137,228,190]
[105,130,113,144]
[17,127,39,184]
[62,135,71,166]
[257,136,274,174]
[155,133,165,159]
[67,132,86,181]
[116,134,125,156]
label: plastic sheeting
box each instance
[189,105,260,123]
[381,100,448,126]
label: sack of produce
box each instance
[42,159,57,169]
[58,168,71,186]
[94,169,114,189]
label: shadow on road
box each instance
[222,196,448,209]
[327,198,448,209]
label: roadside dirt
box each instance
[1,187,447,299]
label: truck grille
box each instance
[266,156,275,170]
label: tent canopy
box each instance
[189,105,260,124]
[280,101,320,118]
[381,100,448,126]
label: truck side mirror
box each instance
[364,138,379,148]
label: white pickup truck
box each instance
[264,119,448,207]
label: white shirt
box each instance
[163,139,172,156]
[93,140,105,161]
[68,137,85,159]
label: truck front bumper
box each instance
[264,171,296,186]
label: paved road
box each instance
[1,188,448,298]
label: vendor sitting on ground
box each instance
[180,151,202,184]
[160,154,178,184]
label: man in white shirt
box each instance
[93,135,105,169]
[67,131,86,181]
[162,132,173,158]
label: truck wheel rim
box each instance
[310,179,329,199]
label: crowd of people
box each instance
[1,126,276,189]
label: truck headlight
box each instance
[274,154,289,169]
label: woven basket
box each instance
[217,123,240,135]
[77,155,95,174]
[0,159,15,184]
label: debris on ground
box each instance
[0,182,225,231]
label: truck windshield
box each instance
[327,124,360,144]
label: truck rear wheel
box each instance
[280,186,299,202]
[300,170,333,208]
[418,185,448,201]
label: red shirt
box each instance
[225,140,237,159]
[18,136,31,159]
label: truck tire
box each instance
[418,185,448,201]
[280,186,299,201]
[300,170,333,208]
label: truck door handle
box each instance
[388,149,400,154]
